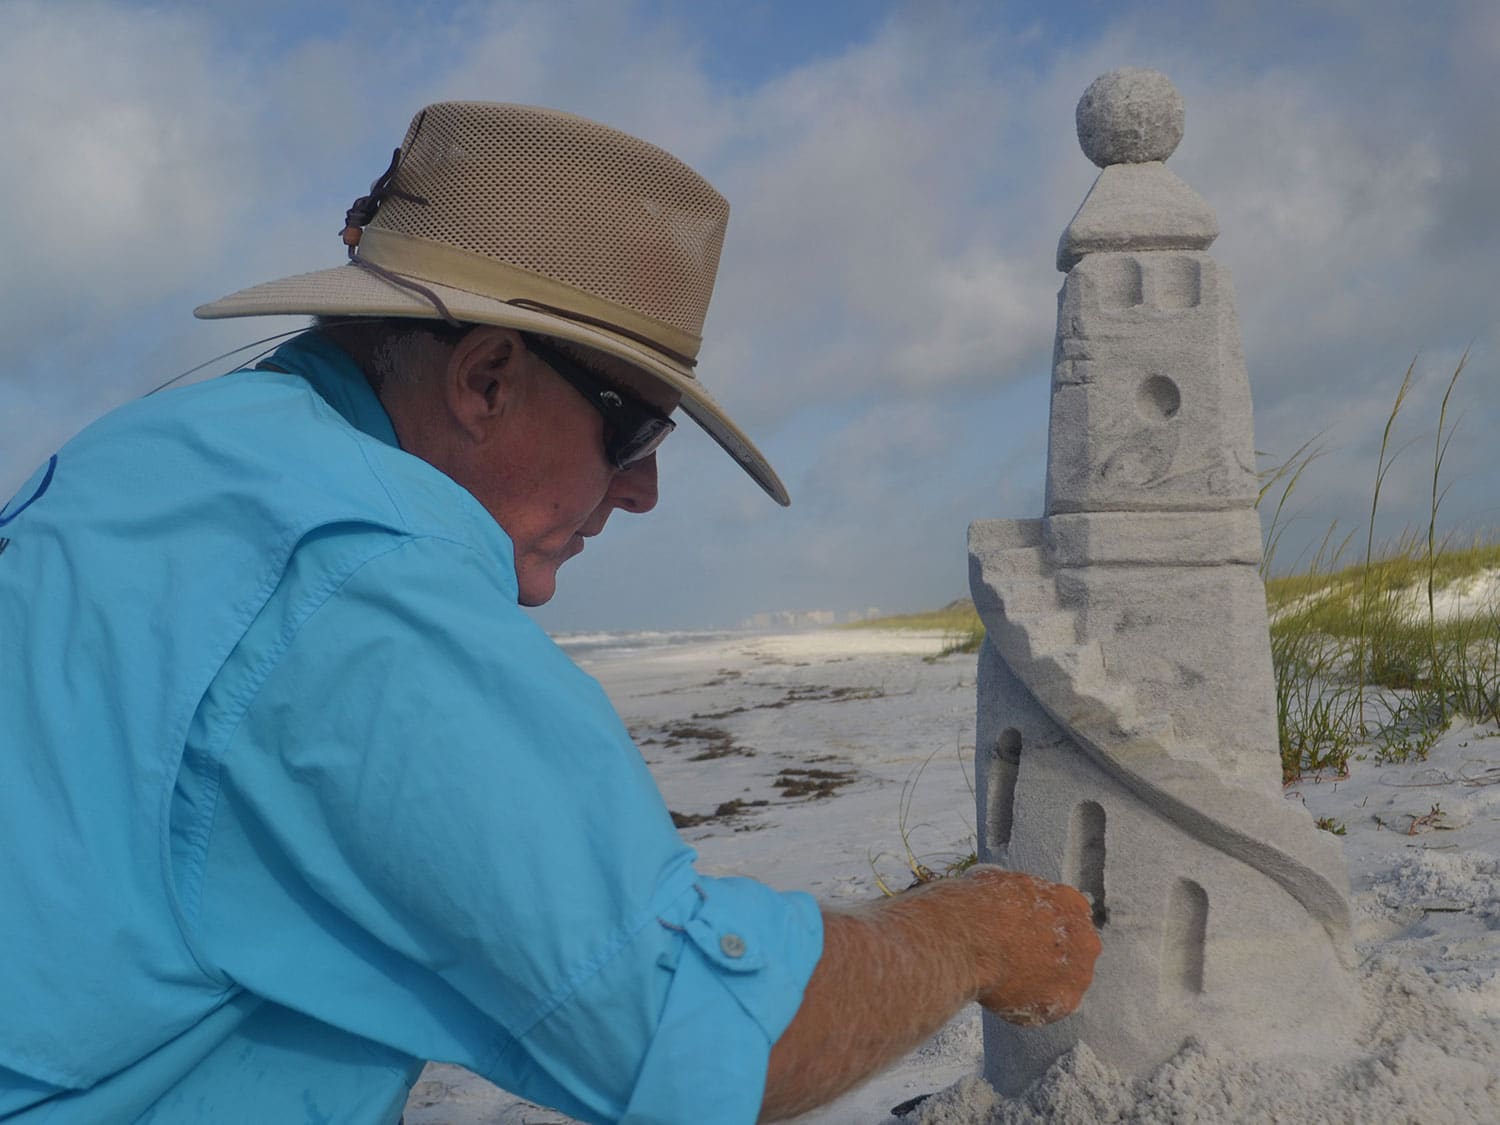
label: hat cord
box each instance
[348,254,463,329]
[339,111,463,329]
[340,142,427,252]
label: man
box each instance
[0,102,1098,1123]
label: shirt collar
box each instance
[259,332,402,450]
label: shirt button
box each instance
[720,933,747,959]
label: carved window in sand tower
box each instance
[1162,878,1208,997]
[1065,800,1107,928]
[985,728,1022,858]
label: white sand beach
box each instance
[404,626,1500,1124]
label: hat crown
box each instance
[372,102,728,343]
[193,101,791,506]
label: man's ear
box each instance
[443,326,528,443]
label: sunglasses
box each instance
[521,334,676,470]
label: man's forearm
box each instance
[759,884,989,1121]
[758,868,1097,1122]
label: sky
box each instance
[2,0,1496,633]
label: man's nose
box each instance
[609,452,659,514]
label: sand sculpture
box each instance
[969,69,1360,1094]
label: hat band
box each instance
[357,227,703,366]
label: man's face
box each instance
[472,346,678,606]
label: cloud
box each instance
[702,23,1062,426]
[417,2,735,161]
[0,0,467,486]
[0,3,268,365]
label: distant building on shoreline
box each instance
[739,608,872,630]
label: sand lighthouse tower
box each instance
[969,69,1359,1094]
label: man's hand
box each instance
[962,865,1100,1026]
[760,865,1101,1121]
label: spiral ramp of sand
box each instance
[970,517,1352,954]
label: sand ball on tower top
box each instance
[1076,68,1185,167]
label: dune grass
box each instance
[847,599,986,659]
[870,739,980,897]
[1264,352,1500,781]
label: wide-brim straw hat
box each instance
[195,101,788,505]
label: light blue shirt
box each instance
[0,334,822,1124]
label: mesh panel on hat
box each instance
[373,102,727,338]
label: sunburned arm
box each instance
[757,866,1100,1123]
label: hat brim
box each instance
[195,263,789,506]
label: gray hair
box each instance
[369,324,458,389]
[311,316,466,391]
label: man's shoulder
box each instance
[84,365,505,561]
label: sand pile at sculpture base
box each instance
[910,958,1500,1124]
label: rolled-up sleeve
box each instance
[174,530,823,1124]
[521,877,822,1124]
